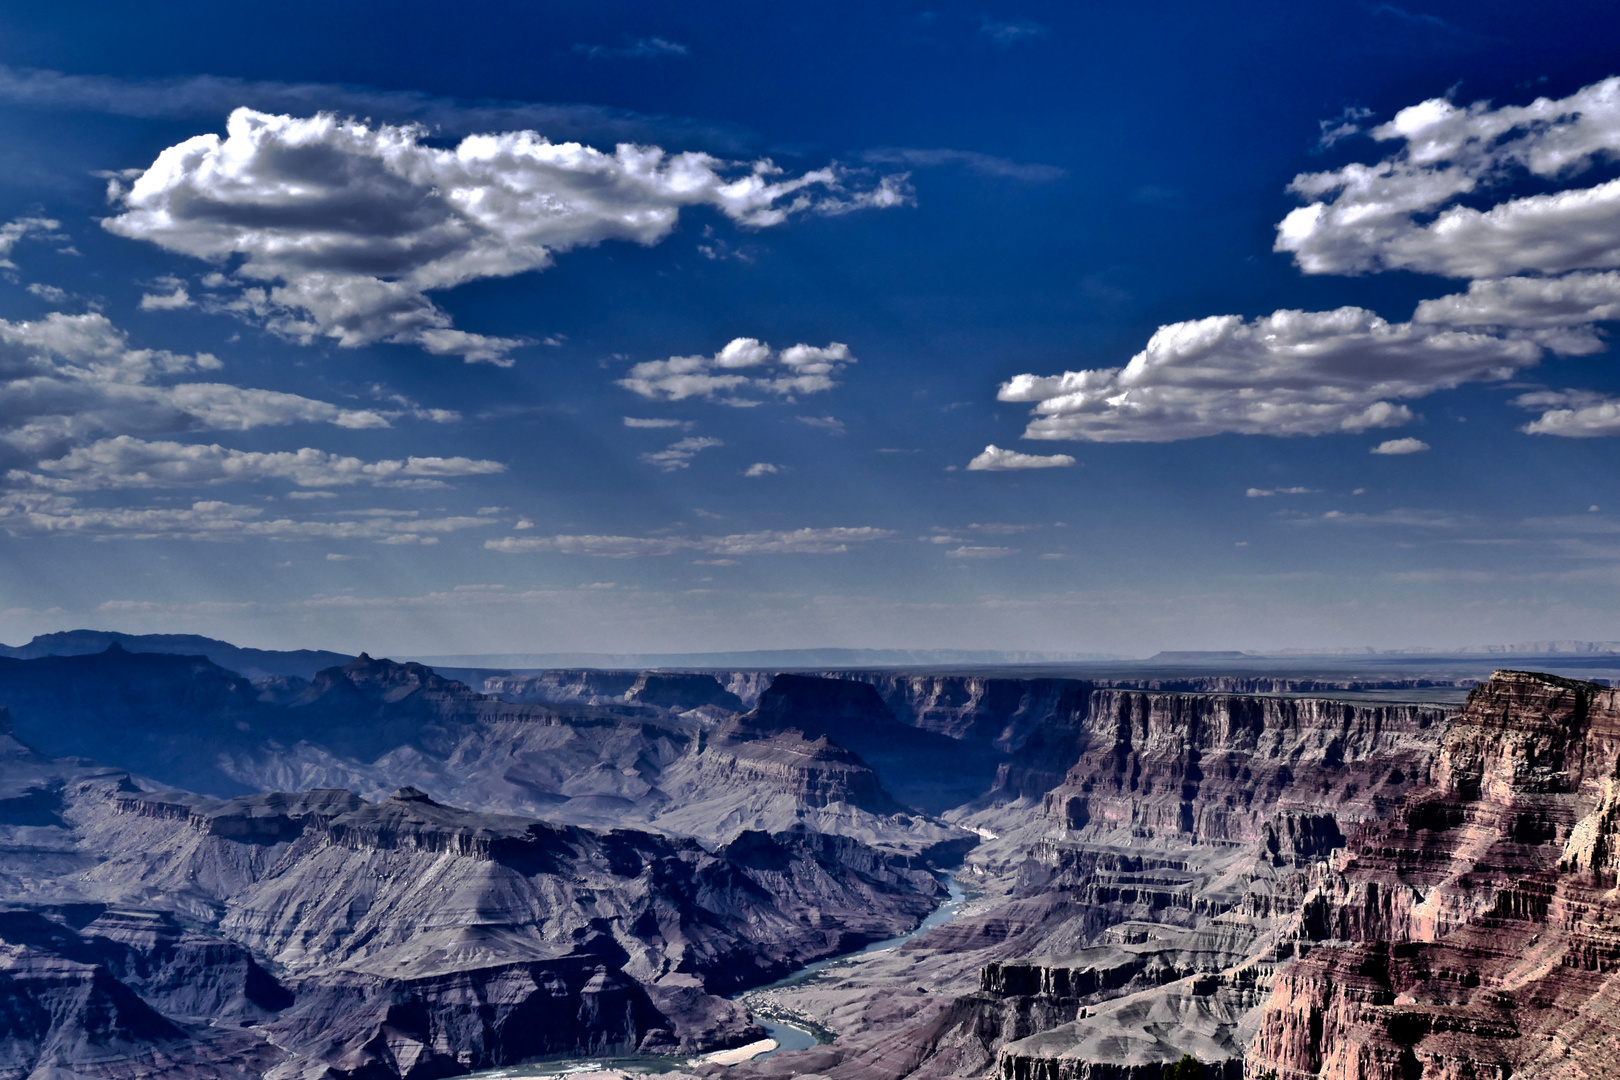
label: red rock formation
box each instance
[1249,671,1620,1080]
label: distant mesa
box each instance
[1147,650,1251,662]
[0,628,352,680]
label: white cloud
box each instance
[10,435,504,490]
[0,311,389,461]
[486,525,892,557]
[744,462,780,476]
[1246,486,1318,497]
[1294,508,1459,528]
[0,492,495,542]
[965,444,1077,470]
[25,283,68,303]
[1413,271,1620,346]
[105,109,910,363]
[619,338,854,403]
[797,414,846,434]
[997,308,1537,442]
[139,276,193,310]
[1371,437,1430,455]
[945,545,1017,559]
[0,217,64,270]
[623,416,689,428]
[1517,390,1620,437]
[641,436,722,471]
[1277,77,1620,278]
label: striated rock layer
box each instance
[1247,670,1620,1080]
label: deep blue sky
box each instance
[1,0,1619,655]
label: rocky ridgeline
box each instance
[1246,671,1620,1080]
[0,700,950,1080]
[10,644,1568,1080]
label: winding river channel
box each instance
[471,874,968,1078]
[740,875,968,1057]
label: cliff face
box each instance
[1040,691,1443,846]
[930,691,1447,1080]
[1246,671,1620,1080]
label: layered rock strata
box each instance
[693,689,1452,1080]
[1247,671,1620,1080]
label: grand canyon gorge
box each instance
[4,633,1620,1080]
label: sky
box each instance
[2,0,1620,656]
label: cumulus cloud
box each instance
[104,109,910,362]
[966,444,1077,470]
[0,492,494,542]
[619,338,854,403]
[9,436,504,490]
[992,77,1620,448]
[138,277,192,310]
[996,308,1536,442]
[1246,486,1318,497]
[640,436,722,471]
[486,525,892,557]
[1414,270,1620,340]
[743,462,780,476]
[0,311,391,462]
[1370,437,1430,455]
[1277,77,1620,278]
[1516,389,1620,436]
[623,416,689,428]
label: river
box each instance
[741,875,968,1056]
[467,873,968,1078]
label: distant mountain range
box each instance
[407,647,1127,669]
[0,629,352,679]
[3,631,1620,681]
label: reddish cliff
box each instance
[1248,670,1620,1080]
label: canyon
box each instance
[2,633,1619,1080]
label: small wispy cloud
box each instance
[797,415,846,435]
[862,147,1066,183]
[641,436,723,471]
[1316,105,1374,150]
[572,37,689,60]
[980,17,1049,44]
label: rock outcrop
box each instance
[1246,670,1620,1080]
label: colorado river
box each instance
[467,873,968,1078]
[739,875,968,1057]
